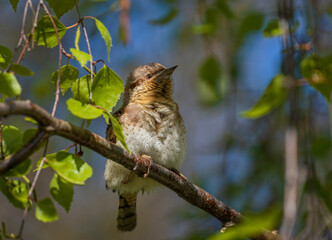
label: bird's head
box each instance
[124,63,177,105]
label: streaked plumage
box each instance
[104,63,186,231]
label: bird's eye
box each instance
[147,74,152,79]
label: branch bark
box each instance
[0,100,281,240]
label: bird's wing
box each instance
[106,107,124,144]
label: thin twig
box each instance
[16,0,42,64]
[16,0,30,48]
[16,1,64,238]
[18,139,49,239]
[74,0,94,103]
[40,1,63,116]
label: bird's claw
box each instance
[132,154,152,178]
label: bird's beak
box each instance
[155,65,178,83]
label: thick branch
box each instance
[0,100,281,240]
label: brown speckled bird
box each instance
[104,63,186,231]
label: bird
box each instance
[104,63,186,232]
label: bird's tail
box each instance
[117,192,137,231]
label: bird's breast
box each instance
[119,105,186,168]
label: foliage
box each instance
[0,0,129,229]
[0,0,332,239]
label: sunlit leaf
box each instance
[51,65,79,95]
[24,117,38,125]
[45,0,79,19]
[66,98,103,120]
[71,75,91,104]
[1,125,23,155]
[0,72,21,97]
[0,45,13,69]
[34,157,49,172]
[263,19,286,37]
[9,0,19,12]
[0,178,30,209]
[92,65,124,113]
[300,54,332,101]
[50,174,73,213]
[110,115,130,153]
[241,74,288,118]
[70,48,91,68]
[74,25,81,50]
[5,159,32,177]
[34,15,67,48]
[35,198,58,222]
[46,151,93,185]
[8,63,34,76]
[149,8,178,25]
[93,18,112,62]
[208,209,279,240]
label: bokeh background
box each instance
[1,0,332,239]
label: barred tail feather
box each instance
[117,193,137,231]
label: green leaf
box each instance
[263,19,286,37]
[0,72,21,97]
[149,8,178,25]
[51,65,79,95]
[241,74,288,118]
[8,64,34,76]
[66,98,103,120]
[197,56,224,106]
[93,18,112,62]
[21,128,46,152]
[33,15,67,48]
[49,174,73,213]
[71,75,91,104]
[22,128,38,145]
[215,0,234,18]
[191,24,216,35]
[74,26,81,50]
[110,115,130,153]
[46,151,93,185]
[44,0,79,19]
[92,65,124,113]
[5,159,32,177]
[238,12,264,44]
[24,117,38,125]
[199,56,221,90]
[9,0,19,12]
[208,209,279,240]
[1,125,23,155]
[70,48,91,68]
[34,158,49,172]
[35,198,58,222]
[300,54,332,101]
[0,178,30,209]
[0,45,13,69]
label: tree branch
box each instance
[0,100,281,240]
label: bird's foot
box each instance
[132,154,152,178]
[170,167,187,180]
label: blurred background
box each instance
[0,0,332,239]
